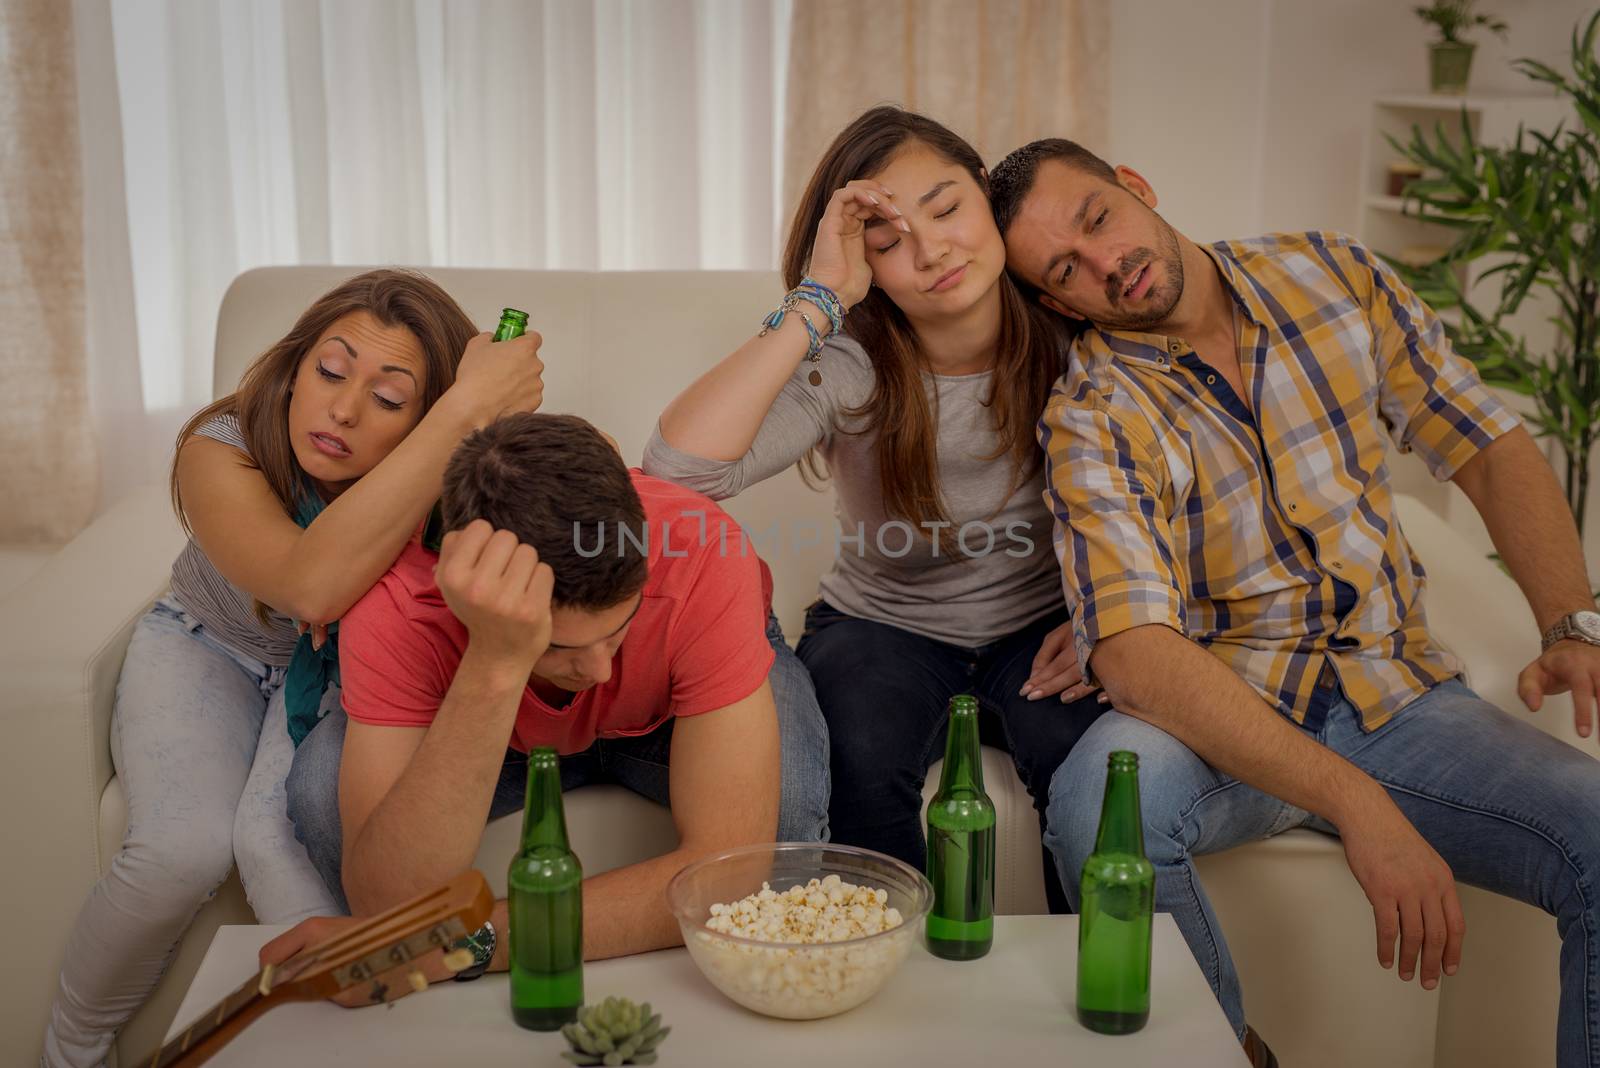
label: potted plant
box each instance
[1414,0,1508,94]
[1389,11,1600,533]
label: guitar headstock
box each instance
[151,871,495,1068]
[268,869,494,999]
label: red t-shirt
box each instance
[339,471,776,753]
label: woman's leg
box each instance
[973,609,1108,912]
[795,601,970,872]
[234,684,344,924]
[44,601,268,1068]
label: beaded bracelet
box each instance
[759,279,845,386]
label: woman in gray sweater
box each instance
[644,107,1103,901]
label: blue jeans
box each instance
[1044,678,1600,1065]
[288,612,830,911]
[796,599,1106,911]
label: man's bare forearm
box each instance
[1092,624,1386,828]
[344,648,527,914]
[1452,426,1594,631]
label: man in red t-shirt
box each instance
[279,413,829,973]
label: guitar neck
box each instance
[145,970,273,1068]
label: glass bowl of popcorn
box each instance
[666,843,933,1020]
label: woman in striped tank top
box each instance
[44,270,545,1068]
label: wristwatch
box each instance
[1541,610,1600,651]
[451,919,496,982]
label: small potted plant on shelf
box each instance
[1415,0,1508,94]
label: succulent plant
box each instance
[559,996,671,1066]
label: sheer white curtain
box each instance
[88,0,790,509]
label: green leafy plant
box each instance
[1389,11,1600,533]
[560,996,670,1066]
[1414,0,1508,45]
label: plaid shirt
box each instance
[1039,231,1521,730]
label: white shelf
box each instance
[1374,90,1563,112]
[1364,194,1451,221]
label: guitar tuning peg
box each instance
[407,969,429,994]
[441,948,475,973]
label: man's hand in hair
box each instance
[435,519,555,669]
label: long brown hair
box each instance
[170,269,477,533]
[782,106,1067,541]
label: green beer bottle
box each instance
[508,747,583,1030]
[494,307,529,342]
[925,694,996,960]
[417,305,530,551]
[1076,749,1154,1034]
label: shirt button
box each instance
[1168,340,1181,353]
[1206,374,1217,385]
[1330,561,1344,570]
[1157,355,1167,365]
[1288,502,1298,512]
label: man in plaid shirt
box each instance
[990,139,1600,1068]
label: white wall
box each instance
[1107,0,1590,241]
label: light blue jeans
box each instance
[287,611,831,911]
[1045,678,1600,1066]
[43,597,341,1068]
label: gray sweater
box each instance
[641,335,1065,647]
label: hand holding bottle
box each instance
[446,329,547,430]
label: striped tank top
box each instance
[166,414,301,666]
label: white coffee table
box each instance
[169,915,1247,1065]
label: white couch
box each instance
[1,266,1577,1068]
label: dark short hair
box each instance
[988,138,1118,236]
[440,413,647,610]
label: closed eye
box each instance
[873,239,900,254]
[935,202,959,219]
[373,394,404,411]
[317,363,344,382]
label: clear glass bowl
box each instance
[665,843,933,1020]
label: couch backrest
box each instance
[214,267,839,638]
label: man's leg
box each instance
[795,599,972,872]
[764,611,831,842]
[1327,678,1600,1067]
[285,706,352,913]
[973,607,1108,913]
[1045,711,1305,1039]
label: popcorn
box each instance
[687,874,914,1019]
[705,874,904,943]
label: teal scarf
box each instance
[283,499,447,747]
[284,488,337,747]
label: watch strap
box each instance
[1541,613,1600,651]
[451,919,495,982]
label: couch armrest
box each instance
[0,484,183,1064]
[1393,494,1578,745]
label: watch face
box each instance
[1575,611,1600,641]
